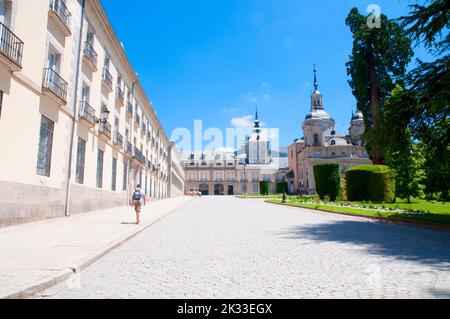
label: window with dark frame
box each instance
[96,149,104,188]
[75,137,86,184]
[123,162,128,191]
[36,115,54,177]
[111,157,117,191]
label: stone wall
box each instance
[0,181,127,227]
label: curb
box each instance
[2,198,193,299]
[266,201,450,231]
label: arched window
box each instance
[313,134,320,146]
[330,140,336,146]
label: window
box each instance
[200,172,207,181]
[253,182,259,193]
[96,149,104,188]
[188,173,195,181]
[111,157,117,191]
[36,116,54,176]
[313,134,320,146]
[0,1,13,28]
[145,174,148,194]
[122,162,128,191]
[86,30,94,45]
[75,137,86,184]
[252,172,259,182]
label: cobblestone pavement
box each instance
[38,197,450,299]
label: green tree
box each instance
[345,8,413,164]
[399,0,450,201]
[386,130,425,203]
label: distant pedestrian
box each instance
[131,184,146,225]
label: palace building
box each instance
[182,110,290,196]
[0,0,184,226]
[287,67,372,194]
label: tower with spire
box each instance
[302,65,334,147]
[244,106,271,165]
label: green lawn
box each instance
[267,198,450,226]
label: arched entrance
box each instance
[199,184,209,195]
[214,184,224,195]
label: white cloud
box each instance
[231,115,254,129]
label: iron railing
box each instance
[102,67,113,89]
[79,101,95,126]
[134,147,145,163]
[49,0,71,32]
[99,121,111,139]
[126,141,133,154]
[126,102,133,116]
[83,41,97,68]
[42,68,68,102]
[116,86,124,104]
[134,113,141,126]
[113,131,123,148]
[0,22,24,67]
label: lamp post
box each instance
[282,169,287,203]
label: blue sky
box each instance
[101,0,429,151]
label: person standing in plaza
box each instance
[131,184,146,225]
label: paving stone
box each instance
[38,197,450,299]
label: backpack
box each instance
[132,190,142,201]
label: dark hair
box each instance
[136,184,141,188]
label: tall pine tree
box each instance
[346,8,413,164]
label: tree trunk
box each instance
[368,53,384,164]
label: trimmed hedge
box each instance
[259,181,270,195]
[276,182,288,194]
[346,165,396,202]
[313,164,340,201]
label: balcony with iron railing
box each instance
[0,22,24,70]
[134,147,145,164]
[134,113,140,128]
[42,68,68,105]
[125,141,133,155]
[102,67,113,91]
[83,41,97,71]
[113,131,123,149]
[49,0,72,36]
[115,86,124,106]
[78,101,95,127]
[126,102,133,118]
[98,121,111,140]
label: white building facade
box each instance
[0,0,183,227]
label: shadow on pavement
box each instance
[280,220,450,267]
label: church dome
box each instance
[305,108,332,121]
[351,110,364,121]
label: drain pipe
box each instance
[127,80,138,204]
[64,0,86,217]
